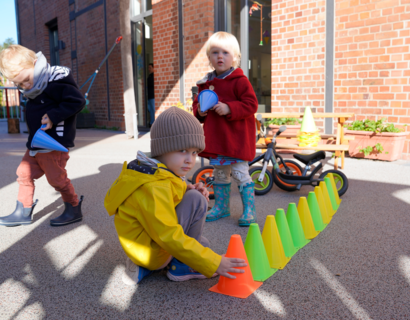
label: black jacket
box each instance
[25,67,86,150]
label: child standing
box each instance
[0,45,85,227]
[192,32,258,227]
[104,107,246,284]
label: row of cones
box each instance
[297,106,321,147]
[209,173,342,299]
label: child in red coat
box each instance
[192,32,258,227]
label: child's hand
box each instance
[197,104,208,118]
[41,114,53,130]
[212,102,231,116]
[187,182,209,201]
[216,255,247,279]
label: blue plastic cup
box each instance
[31,125,68,152]
[198,89,218,113]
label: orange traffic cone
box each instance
[209,234,263,299]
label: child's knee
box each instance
[232,169,252,186]
[185,189,207,209]
[213,167,231,183]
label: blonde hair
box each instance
[0,45,37,79]
[205,32,241,68]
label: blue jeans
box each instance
[148,99,155,125]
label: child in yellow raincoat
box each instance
[104,107,246,284]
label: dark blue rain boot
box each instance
[206,183,231,222]
[0,200,38,227]
[238,182,257,227]
[50,195,84,227]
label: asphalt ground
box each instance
[1,121,410,319]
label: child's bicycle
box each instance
[191,120,348,198]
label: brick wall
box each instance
[182,0,214,102]
[270,0,327,129]
[16,0,125,130]
[17,0,71,69]
[152,0,181,114]
[152,0,214,115]
[335,0,410,159]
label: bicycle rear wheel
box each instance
[319,169,348,196]
[191,166,215,199]
[272,160,303,192]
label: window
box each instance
[46,19,60,66]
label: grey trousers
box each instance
[157,189,209,269]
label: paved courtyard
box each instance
[1,121,410,319]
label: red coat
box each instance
[193,68,258,162]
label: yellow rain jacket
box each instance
[104,162,221,278]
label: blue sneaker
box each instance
[167,258,212,281]
[122,257,152,285]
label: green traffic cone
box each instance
[324,177,339,211]
[244,223,278,281]
[298,197,320,239]
[326,173,342,205]
[275,209,297,258]
[286,203,310,250]
[307,192,327,232]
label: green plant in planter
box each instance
[80,107,91,114]
[358,143,388,156]
[265,117,302,125]
[345,118,405,133]
[94,125,119,131]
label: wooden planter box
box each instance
[76,112,96,128]
[344,130,407,161]
[268,124,301,137]
[7,118,20,133]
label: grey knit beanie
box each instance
[150,107,205,157]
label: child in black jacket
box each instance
[0,45,85,227]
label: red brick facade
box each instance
[182,0,214,102]
[15,0,410,158]
[153,0,213,115]
[270,0,327,129]
[270,0,410,159]
[335,0,410,159]
[152,0,181,113]
[16,0,125,130]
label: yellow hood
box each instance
[104,161,185,217]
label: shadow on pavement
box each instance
[0,164,410,318]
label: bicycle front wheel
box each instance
[272,160,303,192]
[249,166,274,196]
[191,166,215,199]
[319,169,348,197]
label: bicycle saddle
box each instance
[293,151,326,165]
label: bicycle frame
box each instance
[253,129,324,188]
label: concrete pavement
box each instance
[1,120,410,319]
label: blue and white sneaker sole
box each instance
[166,271,217,282]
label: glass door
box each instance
[132,21,146,129]
[131,15,153,130]
[248,0,272,113]
[218,0,272,113]
[131,0,153,130]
